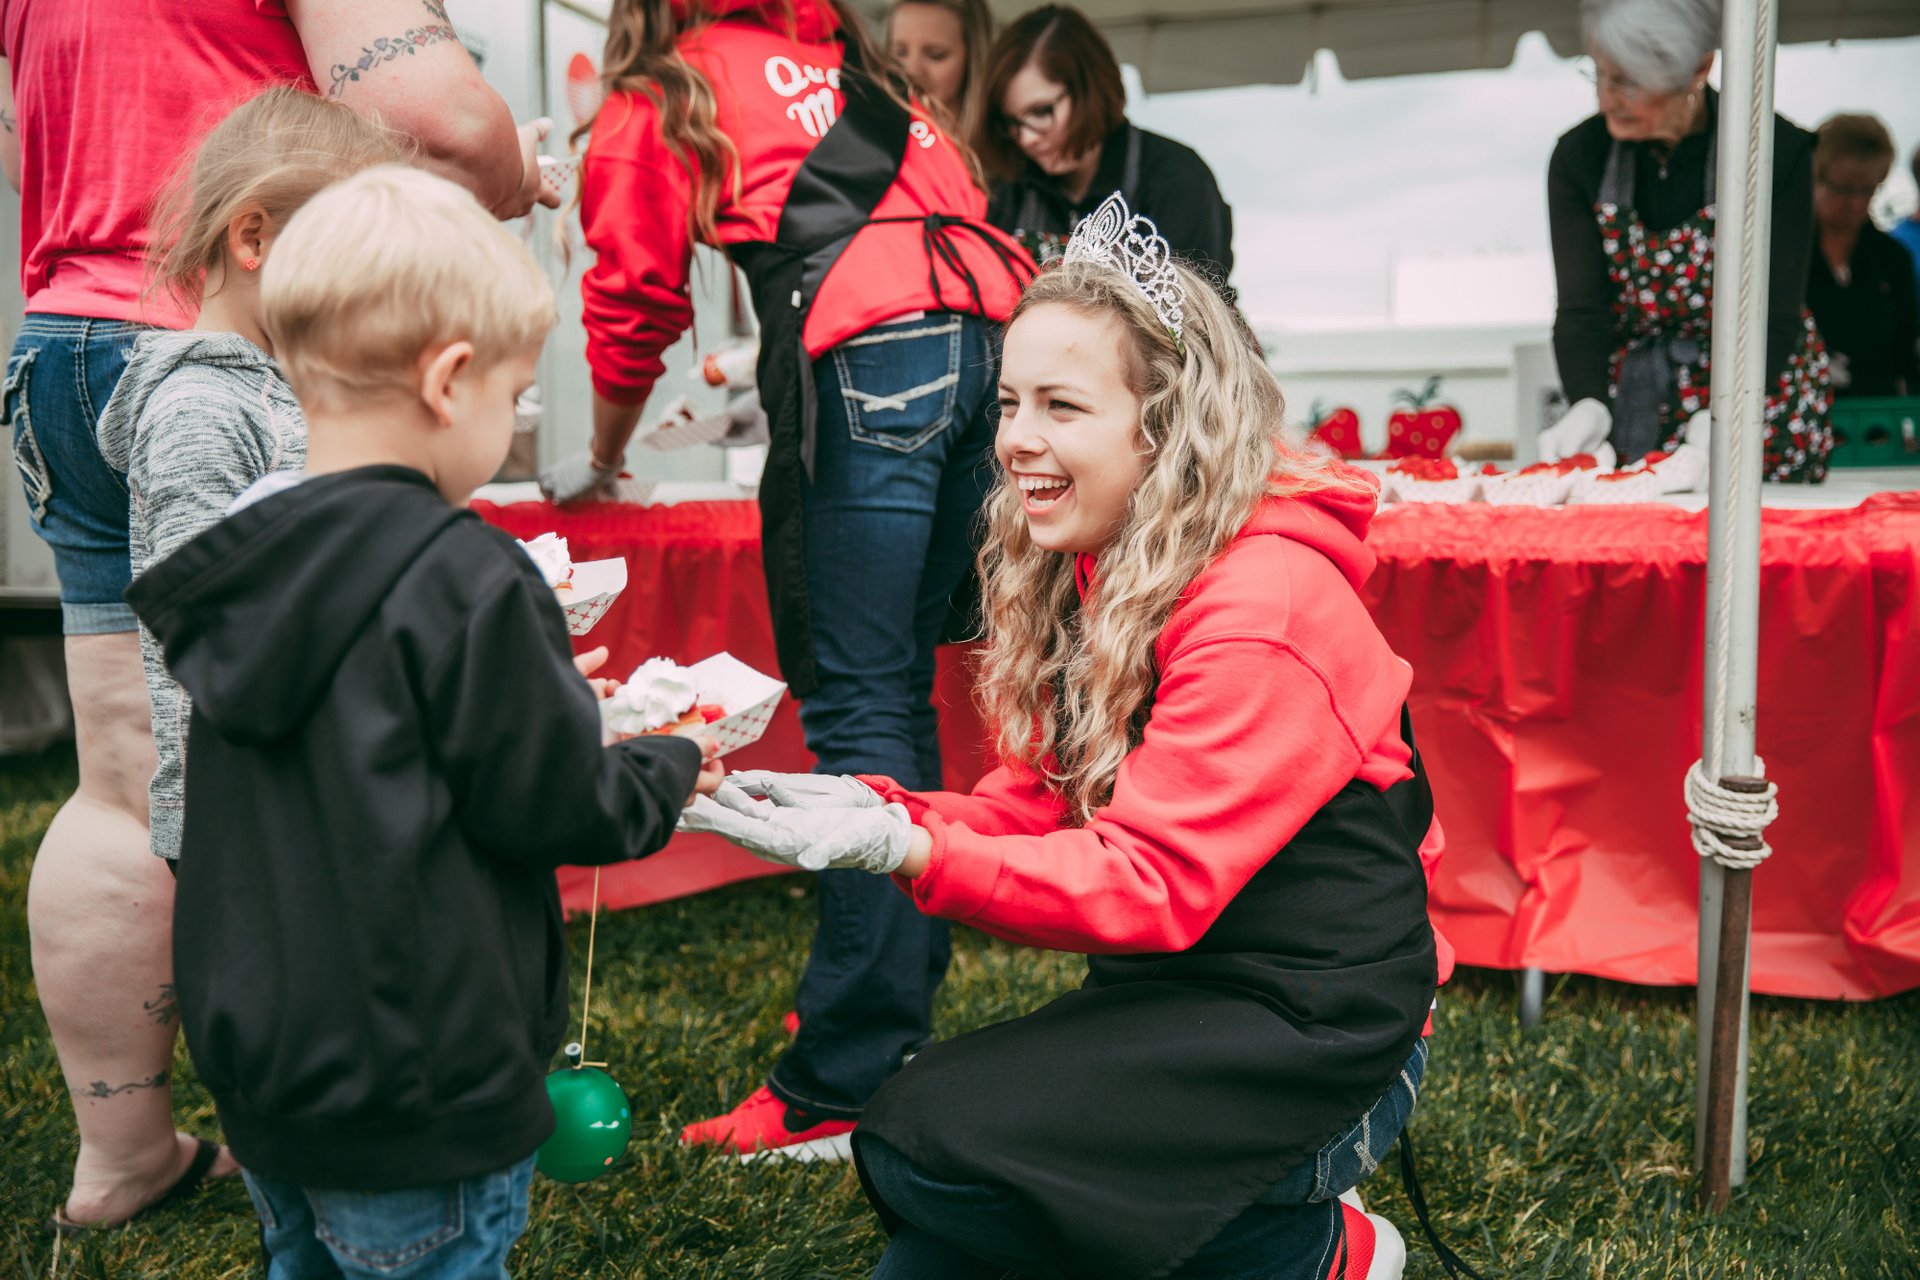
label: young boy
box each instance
[127,166,719,1277]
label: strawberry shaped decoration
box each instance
[1384,376,1463,459]
[1307,400,1364,459]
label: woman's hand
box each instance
[679,787,913,873]
[727,771,882,810]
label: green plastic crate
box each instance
[1827,396,1920,468]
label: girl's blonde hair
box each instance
[148,85,412,313]
[886,0,996,154]
[977,260,1369,823]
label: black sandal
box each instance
[46,1137,224,1235]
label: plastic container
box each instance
[1826,397,1920,468]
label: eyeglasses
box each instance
[1575,57,1652,105]
[1000,91,1070,139]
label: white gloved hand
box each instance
[679,789,912,873]
[1539,398,1612,462]
[539,450,622,506]
[1683,408,1711,450]
[727,771,883,810]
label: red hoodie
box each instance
[865,478,1456,998]
[579,0,1031,406]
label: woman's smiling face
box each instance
[995,302,1148,556]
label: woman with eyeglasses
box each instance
[1542,0,1833,481]
[1805,113,1918,399]
[976,4,1233,284]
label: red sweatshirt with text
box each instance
[579,0,1031,407]
[864,479,1456,1015]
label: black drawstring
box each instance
[1397,1128,1492,1279]
[868,213,1035,323]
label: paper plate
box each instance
[558,557,627,636]
[1390,475,1482,504]
[1480,469,1576,506]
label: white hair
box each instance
[1581,0,1720,95]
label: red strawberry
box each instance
[697,703,727,723]
[1306,401,1364,459]
[1384,376,1464,459]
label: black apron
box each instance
[733,36,1032,694]
[856,709,1439,1280]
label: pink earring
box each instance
[243,258,259,271]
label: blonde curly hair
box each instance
[976,260,1370,823]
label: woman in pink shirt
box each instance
[1,0,550,1232]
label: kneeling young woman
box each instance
[687,199,1452,1280]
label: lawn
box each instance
[3,742,1916,1279]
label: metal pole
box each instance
[1694,0,1777,1199]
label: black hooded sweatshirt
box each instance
[127,466,701,1190]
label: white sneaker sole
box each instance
[1364,1213,1407,1280]
[735,1130,854,1164]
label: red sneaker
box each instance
[1330,1201,1406,1280]
[678,1086,855,1163]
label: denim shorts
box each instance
[5,313,147,634]
[244,1156,536,1280]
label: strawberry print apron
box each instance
[1595,135,1833,482]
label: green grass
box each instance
[3,741,1916,1279]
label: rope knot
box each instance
[1684,758,1778,871]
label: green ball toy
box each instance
[536,1044,632,1183]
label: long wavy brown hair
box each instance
[574,0,947,248]
[977,262,1371,823]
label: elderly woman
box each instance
[1806,113,1919,399]
[1543,0,1833,481]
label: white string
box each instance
[1685,757,1778,871]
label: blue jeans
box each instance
[4,314,146,634]
[242,1157,536,1280]
[863,1041,1429,1280]
[769,313,997,1119]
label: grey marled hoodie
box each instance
[97,331,305,861]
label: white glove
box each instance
[722,389,769,446]
[1539,398,1612,462]
[727,771,882,810]
[539,450,622,506]
[1683,408,1711,450]
[679,788,912,873]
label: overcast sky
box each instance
[1125,34,1920,331]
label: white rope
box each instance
[1685,757,1778,871]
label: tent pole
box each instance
[1695,0,1776,1206]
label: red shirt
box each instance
[579,0,1031,406]
[865,476,1457,1009]
[2,0,311,324]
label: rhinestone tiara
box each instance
[1061,193,1187,344]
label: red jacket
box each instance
[579,0,1030,406]
[866,476,1456,994]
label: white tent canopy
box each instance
[974,0,1920,92]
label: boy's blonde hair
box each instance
[149,85,412,312]
[262,166,557,410]
[976,260,1369,824]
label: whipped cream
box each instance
[603,657,700,734]
[518,533,573,588]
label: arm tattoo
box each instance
[76,1071,170,1099]
[327,14,460,99]
[144,983,179,1026]
[423,1,450,21]
[1,109,14,136]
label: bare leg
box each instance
[27,633,235,1226]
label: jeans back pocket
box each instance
[830,317,964,454]
[4,348,49,522]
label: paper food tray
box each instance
[688,652,786,755]
[1480,469,1577,506]
[602,652,787,756]
[1390,475,1482,504]
[559,557,626,636]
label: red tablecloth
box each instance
[474,493,1920,1000]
